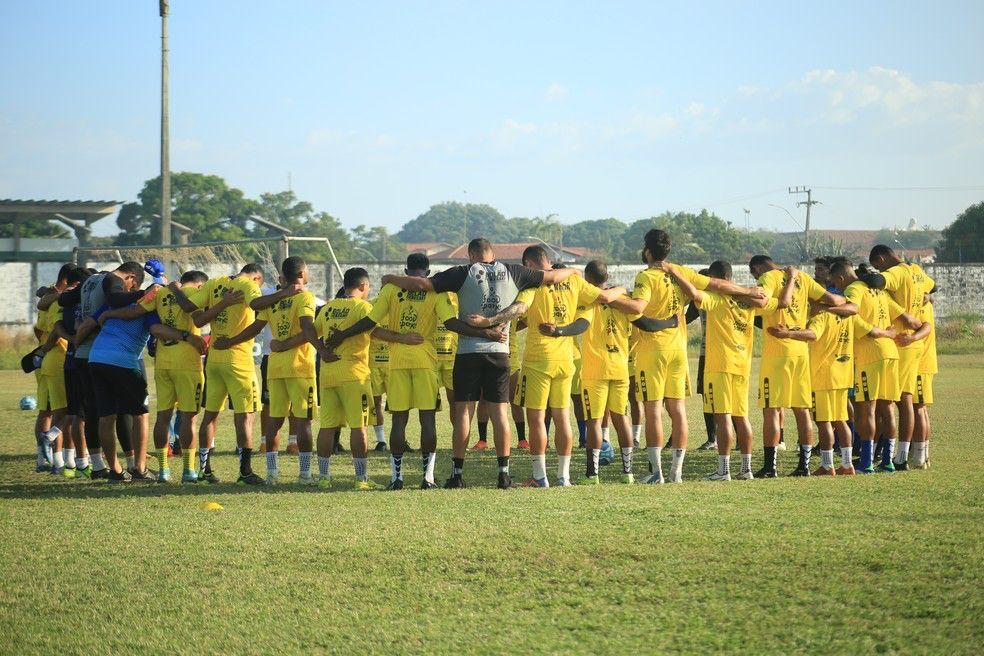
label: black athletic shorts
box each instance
[696,354,706,396]
[452,353,510,403]
[260,354,270,404]
[89,363,149,417]
[65,366,85,416]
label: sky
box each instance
[1,0,982,238]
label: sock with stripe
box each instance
[586,449,600,477]
[266,450,278,474]
[620,446,634,474]
[354,457,368,481]
[183,449,195,473]
[423,452,436,482]
[299,452,312,478]
[318,456,331,478]
[391,454,403,481]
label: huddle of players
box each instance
[27,230,937,488]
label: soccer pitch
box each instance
[2,356,982,655]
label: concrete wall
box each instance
[2,260,981,327]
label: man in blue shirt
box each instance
[79,295,205,482]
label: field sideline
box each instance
[1,356,982,654]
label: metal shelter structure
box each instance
[0,199,121,262]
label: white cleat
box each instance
[669,471,683,483]
[642,472,664,484]
[298,475,316,486]
[777,441,787,451]
[555,477,572,487]
[265,471,280,486]
[705,471,731,481]
[737,469,755,480]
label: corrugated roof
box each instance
[0,199,122,206]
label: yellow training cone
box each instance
[201,501,224,511]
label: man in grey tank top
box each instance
[381,237,577,488]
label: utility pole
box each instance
[743,208,751,231]
[789,186,820,261]
[159,1,171,248]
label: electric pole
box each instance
[789,186,820,261]
[159,1,171,247]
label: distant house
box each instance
[402,241,454,256]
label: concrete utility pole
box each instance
[789,186,820,261]
[160,1,171,247]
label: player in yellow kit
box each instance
[175,263,266,485]
[325,253,451,490]
[665,260,783,481]
[435,292,459,423]
[869,245,935,470]
[508,318,528,449]
[619,230,763,484]
[33,268,72,474]
[368,326,390,451]
[913,294,937,468]
[748,254,848,477]
[137,270,209,482]
[227,257,320,485]
[510,246,632,487]
[311,267,378,489]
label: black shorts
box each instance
[65,366,85,416]
[89,363,149,417]
[452,353,510,403]
[260,355,270,405]
[696,354,706,396]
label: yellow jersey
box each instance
[315,297,373,385]
[433,292,459,362]
[631,265,710,353]
[757,269,827,358]
[581,299,639,381]
[919,298,937,375]
[139,285,202,371]
[806,311,864,391]
[517,274,600,364]
[700,292,776,376]
[368,283,446,370]
[258,290,317,379]
[844,281,903,366]
[38,303,67,375]
[188,275,262,367]
[882,263,934,342]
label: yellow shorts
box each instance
[438,360,454,390]
[515,360,575,410]
[580,378,629,420]
[321,378,375,428]
[156,368,204,413]
[204,361,258,414]
[854,359,900,403]
[370,365,387,397]
[37,372,67,411]
[633,350,690,402]
[571,358,582,395]
[915,372,933,406]
[387,368,441,412]
[509,349,521,375]
[812,388,849,422]
[758,356,811,409]
[702,371,749,417]
[268,377,317,420]
[897,345,925,396]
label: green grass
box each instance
[1,357,983,654]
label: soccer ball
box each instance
[19,395,38,411]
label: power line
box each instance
[813,185,984,192]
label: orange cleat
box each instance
[835,465,855,476]
[470,439,488,451]
[516,439,530,450]
[813,466,836,476]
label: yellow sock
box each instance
[158,448,169,470]
[182,449,195,472]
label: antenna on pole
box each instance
[159,1,172,260]
[789,186,820,261]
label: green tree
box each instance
[115,172,257,246]
[937,202,984,262]
[351,225,404,262]
[874,227,942,251]
[398,202,510,243]
[252,191,355,260]
[561,218,629,259]
[617,211,770,263]
[0,219,68,239]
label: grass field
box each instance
[2,356,983,655]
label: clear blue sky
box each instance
[1,0,982,237]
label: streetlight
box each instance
[351,246,378,263]
[768,203,802,229]
[526,235,564,262]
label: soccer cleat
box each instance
[298,475,316,486]
[35,464,50,473]
[181,469,199,483]
[91,467,110,480]
[50,466,65,477]
[107,469,132,483]
[577,475,601,485]
[705,470,731,481]
[698,438,717,451]
[420,479,438,490]
[354,479,377,491]
[516,439,530,450]
[386,478,404,491]
[912,461,929,471]
[555,477,572,487]
[470,439,488,451]
[130,469,155,482]
[754,467,778,479]
[497,472,513,489]
[642,472,664,484]
[812,466,836,476]
[333,442,346,454]
[237,472,265,485]
[835,465,856,476]
[373,442,387,452]
[317,476,332,489]
[858,464,876,474]
[521,477,549,488]
[198,470,221,484]
[620,473,635,484]
[737,469,755,480]
[404,444,416,454]
[61,467,75,478]
[599,441,615,466]
[77,465,93,479]
[668,471,683,483]
[443,475,465,489]
[158,468,171,483]
[876,462,896,473]
[894,461,909,472]
[265,471,280,486]
[286,443,299,456]
[789,464,811,477]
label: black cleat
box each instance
[497,472,514,489]
[107,469,132,483]
[129,468,156,482]
[404,444,416,454]
[386,478,404,491]
[895,460,909,472]
[420,479,438,490]
[91,468,111,480]
[789,464,811,477]
[237,471,264,486]
[333,442,346,454]
[754,467,778,479]
[373,442,387,452]
[443,475,465,489]
[198,470,221,484]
